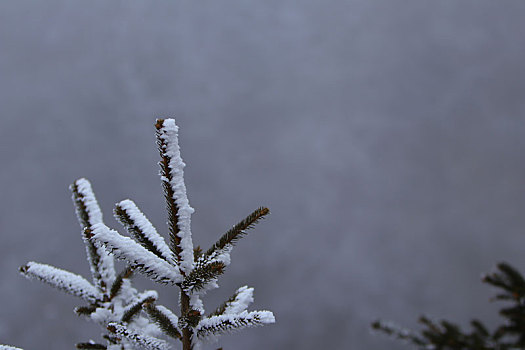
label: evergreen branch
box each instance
[143,302,182,340]
[76,343,106,349]
[371,320,427,347]
[102,334,120,345]
[20,262,102,304]
[196,310,275,340]
[497,262,525,288]
[114,199,173,263]
[109,266,134,300]
[193,246,203,262]
[107,323,171,350]
[71,178,116,292]
[470,319,490,337]
[155,118,194,274]
[179,309,202,329]
[121,290,158,324]
[181,261,226,293]
[70,178,103,228]
[88,224,182,285]
[74,305,98,317]
[205,207,269,258]
[211,286,254,317]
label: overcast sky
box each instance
[1,1,525,349]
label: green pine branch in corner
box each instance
[373,261,525,349]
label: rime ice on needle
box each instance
[90,223,183,285]
[115,199,174,263]
[0,345,24,350]
[20,262,102,303]
[156,119,195,274]
[21,119,274,350]
[21,179,167,350]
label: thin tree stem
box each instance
[181,290,192,350]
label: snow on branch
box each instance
[143,302,182,340]
[70,178,103,228]
[0,345,24,350]
[114,199,173,264]
[211,286,254,316]
[121,290,158,323]
[107,323,171,350]
[196,310,275,342]
[89,223,182,285]
[181,261,225,293]
[20,262,102,304]
[71,178,116,292]
[109,265,134,301]
[155,118,194,274]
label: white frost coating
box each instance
[109,323,171,350]
[91,246,116,290]
[196,310,275,342]
[118,199,173,263]
[224,286,254,315]
[0,345,24,350]
[190,293,205,314]
[21,262,101,303]
[72,178,103,225]
[155,304,180,328]
[158,119,194,273]
[73,178,116,289]
[123,290,158,315]
[211,245,232,266]
[91,223,182,284]
[89,307,114,325]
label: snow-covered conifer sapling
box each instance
[18,119,275,350]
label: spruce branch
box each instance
[21,119,275,350]
[109,266,134,301]
[88,224,182,285]
[205,207,269,258]
[210,286,254,317]
[20,262,102,304]
[71,178,116,292]
[196,311,275,341]
[155,118,194,274]
[143,302,183,341]
[121,290,158,324]
[107,323,171,350]
[375,261,525,349]
[70,178,104,228]
[178,309,202,330]
[371,320,427,347]
[114,199,173,263]
[75,305,99,317]
[181,261,226,293]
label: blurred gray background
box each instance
[1,1,525,349]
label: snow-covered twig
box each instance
[89,223,182,285]
[155,119,194,274]
[115,199,174,264]
[108,323,171,350]
[20,262,102,303]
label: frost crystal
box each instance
[90,223,182,284]
[20,118,274,349]
[156,119,194,274]
[20,262,102,303]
